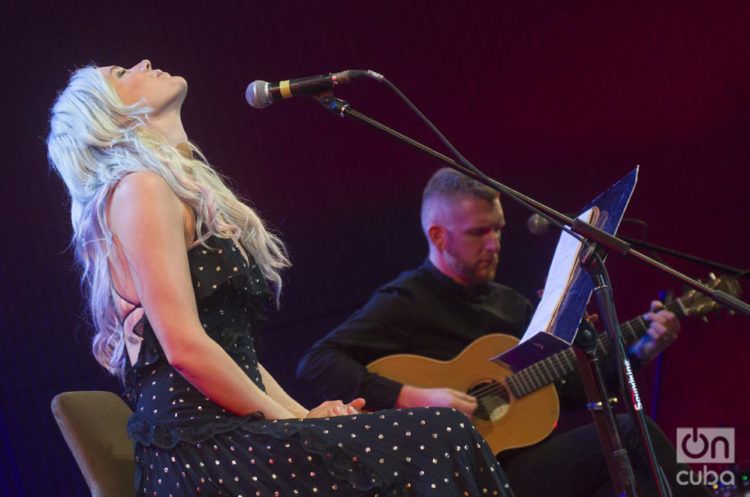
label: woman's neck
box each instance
[148,110,188,147]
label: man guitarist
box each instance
[297,167,708,496]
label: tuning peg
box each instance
[701,316,710,323]
[709,273,717,281]
[728,310,736,316]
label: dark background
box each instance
[1,1,749,495]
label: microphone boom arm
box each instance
[316,94,750,318]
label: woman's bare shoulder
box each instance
[110,171,179,208]
[108,171,188,250]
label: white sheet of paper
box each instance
[520,208,597,343]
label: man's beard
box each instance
[471,260,497,286]
[445,247,497,286]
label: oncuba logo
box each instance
[676,427,735,487]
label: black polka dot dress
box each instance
[123,236,514,497]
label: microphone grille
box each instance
[527,213,551,235]
[245,80,272,109]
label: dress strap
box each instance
[111,287,146,367]
[112,285,140,307]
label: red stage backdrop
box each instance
[0,1,748,496]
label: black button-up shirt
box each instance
[297,260,534,410]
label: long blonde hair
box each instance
[47,66,290,378]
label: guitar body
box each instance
[367,333,560,454]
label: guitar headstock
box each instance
[676,274,742,319]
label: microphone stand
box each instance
[313,93,750,497]
[619,236,750,279]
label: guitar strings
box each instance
[470,295,716,415]
[456,301,685,402]
[468,351,576,399]
[470,316,653,399]
[466,298,695,403]
[469,381,510,400]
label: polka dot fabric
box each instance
[125,236,513,496]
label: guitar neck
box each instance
[505,299,688,398]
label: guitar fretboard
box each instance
[504,299,687,398]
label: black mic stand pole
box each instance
[314,93,750,496]
[573,283,639,496]
[578,245,656,497]
[619,236,750,279]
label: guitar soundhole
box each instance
[468,380,510,422]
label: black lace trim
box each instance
[127,410,266,449]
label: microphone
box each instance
[527,213,555,235]
[245,69,383,109]
[526,213,576,235]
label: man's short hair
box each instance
[420,168,499,233]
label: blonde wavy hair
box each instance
[47,66,290,379]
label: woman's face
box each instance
[99,59,187,115]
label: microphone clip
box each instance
[316,95,350,118]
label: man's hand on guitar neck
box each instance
[396,385,478,418]
[630,300,681,364]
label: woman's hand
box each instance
[305,398,366,418]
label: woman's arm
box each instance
[108,171,294,419]
[259,362,368,418]
[258,363,309,418]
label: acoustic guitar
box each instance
[367,275,740,454]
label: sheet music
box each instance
[520,207,598,344]
[494,168,638,370]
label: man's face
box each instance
[440,196,505,286]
